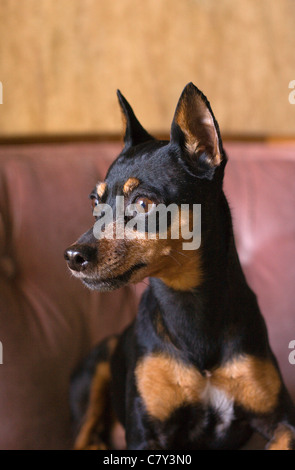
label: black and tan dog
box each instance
[64,83,295,450]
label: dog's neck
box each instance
[145,193,248,370]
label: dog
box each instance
[64,83,295,450]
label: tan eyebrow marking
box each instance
[96,182,107,199]
[123,177,140,195]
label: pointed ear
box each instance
[117,90,154,150]
[170,83,224,179]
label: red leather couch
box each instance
[0,141,294,449]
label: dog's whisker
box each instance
[139,279,150,288]
[170,248,191,259]
[167,253,182,266]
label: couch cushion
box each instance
[223,142,295,399]
[0,143,139,449]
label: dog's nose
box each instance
[64,245,97,272]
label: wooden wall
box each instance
[0,0,295,139]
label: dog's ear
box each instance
[117,90,154,150]
[170,83,224,179]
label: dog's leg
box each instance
[251,388,295,450]
[124,377,161,450]
[125,408,161,450]
[209,353,295,450]
[73,360,111,449]
[70,336,119,450]
[266,423,295,450]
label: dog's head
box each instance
[64,83,226,291]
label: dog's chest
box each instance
[136,351,280,445]
[200,374,235,434]
[135,354,236,438]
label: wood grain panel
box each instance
[0,0,294,138]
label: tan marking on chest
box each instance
[212,356,281,413]
[123,177,140,195]
[135,354,204,421]
[135,353,281,421]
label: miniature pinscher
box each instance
[64,83,295,450]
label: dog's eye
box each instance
[91,197,99,209]
[135,197,155,213]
